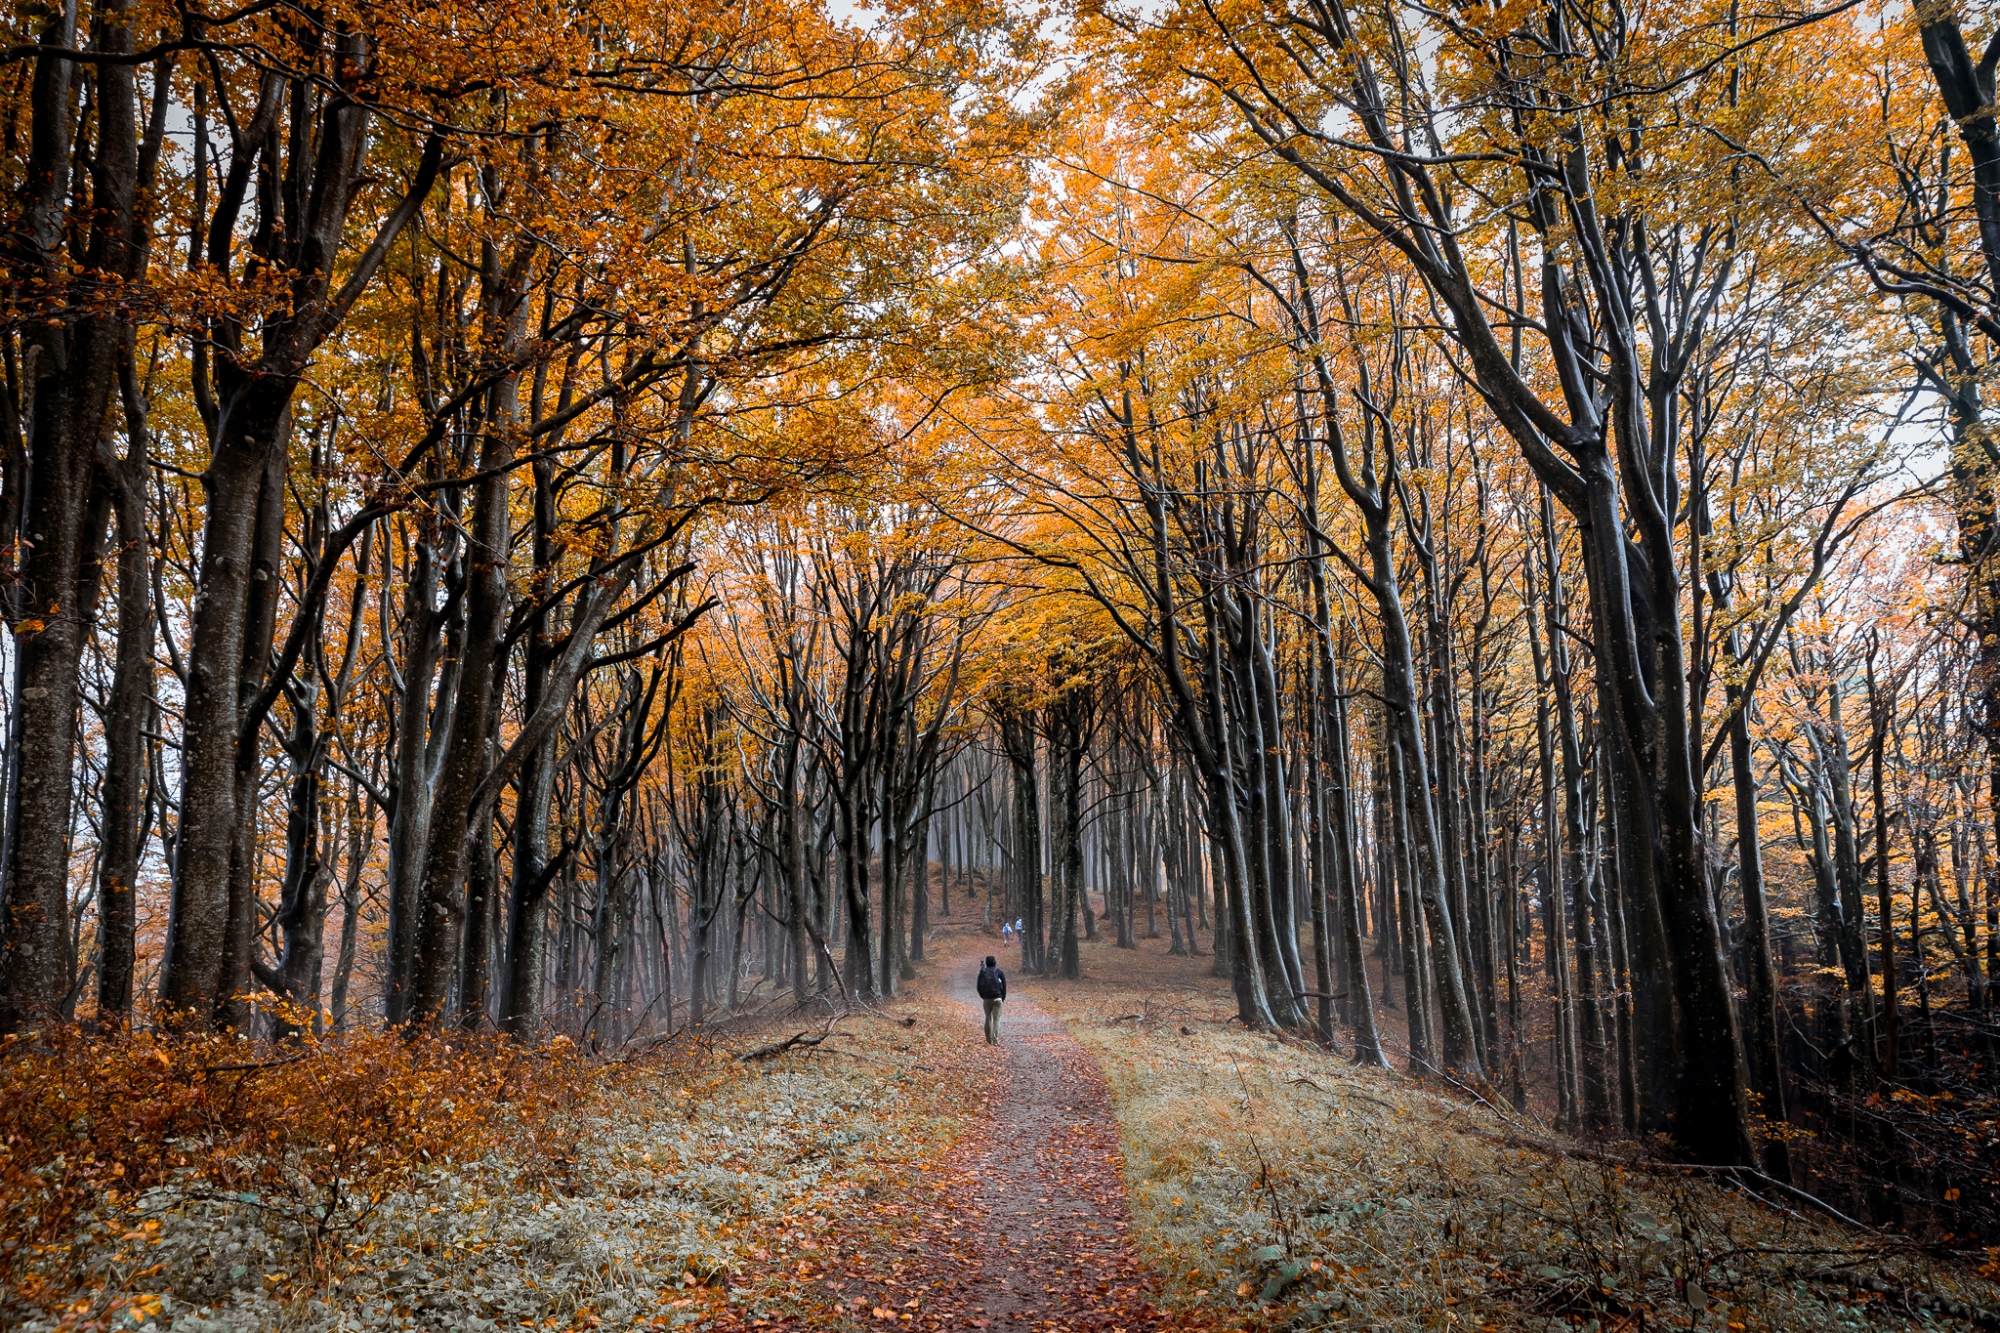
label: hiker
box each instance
[1000,921,1013,947]
[976,954,1007,1044]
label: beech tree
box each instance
[1,0,1993,1233]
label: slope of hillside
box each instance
[1027,932,2000,1332]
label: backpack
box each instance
[976,965,1004,1000]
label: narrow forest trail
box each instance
[936,950,1164,1330]
[762,944,1202,1333]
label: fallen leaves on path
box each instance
[709,949,1222,1333]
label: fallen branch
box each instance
[1338,1088,1401,1113]
[736,1029,832,1062]
[1732,1169,1885,1238]
[606,1027,697,1064]
[736,1013,840,1062]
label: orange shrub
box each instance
[0,1022,597,1304]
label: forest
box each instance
[3,0,2000,1328]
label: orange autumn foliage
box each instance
[0,1023,597,1297]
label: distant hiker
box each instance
[976,955,1007,1044]
[1000,921,1013,946]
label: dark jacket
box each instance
[976,964,1007,1001]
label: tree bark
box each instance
[1,0,136,1032]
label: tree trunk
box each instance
[161,394,291,1021]
[1729,684,1789,1177]
[328,784,369,1031]
[92,350,155,1025]
[1,4,135,1032]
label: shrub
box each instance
[0,1021,596,1312]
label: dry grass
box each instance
[1025,929,2000,1332]
[4,994,985,1333]
[19,923,1996,1333]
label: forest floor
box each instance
[704,936,1207,1333]
[12,917,2000,1332]
[1008,925,2000,1333]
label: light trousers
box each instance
[983,997,1003,1043]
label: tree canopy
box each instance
[3,0,1997,1232]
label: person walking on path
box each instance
[976,955,1007,1044]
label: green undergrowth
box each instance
[1031,935,2000,1333]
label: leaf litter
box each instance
[20,931,2000,1333]
[1033,933,2000,1332]
[8,1014,978,1331]
[705,946,1219,1333]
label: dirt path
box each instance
[802,947,1190,1333]
[950,953,1162,1329]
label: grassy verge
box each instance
[1028,931,2000,1332]
[2,991,986,1333]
